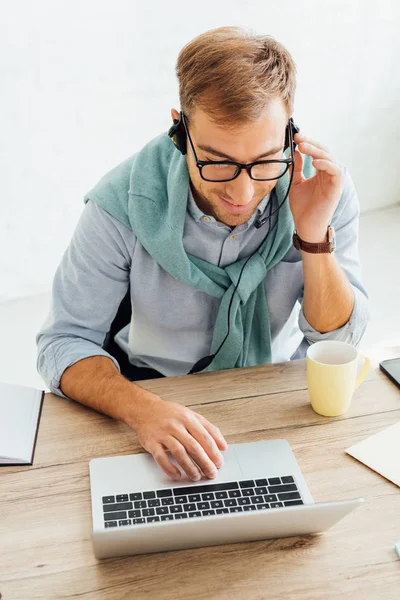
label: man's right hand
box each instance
[126,389,228,482]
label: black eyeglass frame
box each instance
[181,112,295,183]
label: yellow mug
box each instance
[306,340,370,417]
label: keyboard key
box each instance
[270,502,284,508]
[215,491,228,500]
[128,510,141,518]
[116,494,129,502]
[242,489,255,497]
[268,478,281,486]
[202,493,215,501]
[188,494,202,503]
[263,495,277,503]
[255,479,268,487]
[188,511,202,518]
[257,504,270,510]
[251,496,264,504]
[173,482,239,496]
[148,499,161,507]
[243,505,257,511]
[105,521,117,527]
[210,500,224,509]
[161,498,174,506]
[156,489,173,498]
[284,500,303,507]
[268,484,297,494]
[237,497,251,506]
[254,487,268,495]
[197,501,211,511]
[103,502,133,512]
[119,519,131,526]
[281,476,294,484]
[216,508,229,514]
[228,490,241,498]
[129,492,142,501]
[174,513,188,520]
[142,508,155,517]
[175,496,188,504]
[104,511,127,521]
[147,516,160,523]
[102,496,115,504]
[170,505,183,514]
[239,480,255,488]
[202,510,216,516]
[132,518,146,524]
[161,515,174,521]
[278,492,301,501]
[134,501,147,509]
[156,507,169,515]
[143,491,156,500]
[224,499,237,507]
[183,503,197,512]
[229,507,243,513]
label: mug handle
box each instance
[354,353,370,390]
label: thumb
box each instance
[291,148,304,186]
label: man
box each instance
[36,27,369,483]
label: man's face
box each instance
[173,100,289,227]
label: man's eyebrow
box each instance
[196,143,284,162]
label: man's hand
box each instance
[126,390,228,482]
[289,132,343,243]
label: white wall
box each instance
[1,0,399,302]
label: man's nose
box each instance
[227,168,255,205]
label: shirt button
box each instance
[229,234,237,240]
[202,216,211,222]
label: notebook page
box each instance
[345,421,400,487]
[0,381,43,463]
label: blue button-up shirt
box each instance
[36,166,369,398]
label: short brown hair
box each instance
[176,26,296,126]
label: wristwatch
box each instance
[293,226,336,254]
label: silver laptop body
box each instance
[89,439,363,559]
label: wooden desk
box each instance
[1,356,400,600]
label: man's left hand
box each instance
[289,132,343,243]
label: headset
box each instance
[168,111,300,374]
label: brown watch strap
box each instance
[293,226,335,254]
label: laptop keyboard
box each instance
[101,476,303,528]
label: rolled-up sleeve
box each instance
[298,166,370,348]
[36,200,134,398]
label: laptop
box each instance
[89,439,363,559]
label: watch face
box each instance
[328,226,336,252]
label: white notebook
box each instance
[345,421,400,487]
[0,381,44,466]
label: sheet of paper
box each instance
[345,421,400,487]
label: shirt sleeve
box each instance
[298,166,370,347]
[36,200,134,398]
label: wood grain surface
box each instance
[1,351,400,600]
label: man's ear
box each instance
[171,108,180,122]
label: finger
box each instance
[167,437,203,481]
[312,159,342,177]
[297,141,334,162]
[291,148,304,185]
[179,430,221,479]
[194,412,228,452]
[150,442,182,481]
[294,133,329,153]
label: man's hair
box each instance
[176,26,296,127]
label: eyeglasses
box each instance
[182,113,294,183]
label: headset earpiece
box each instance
[284,117,300,152]
[168,111,187,155]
